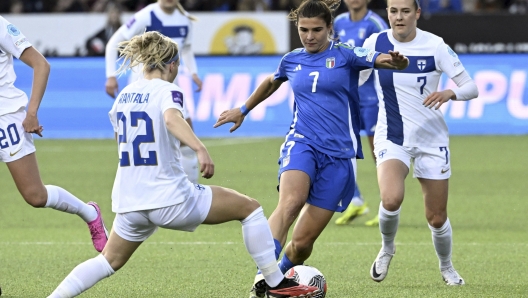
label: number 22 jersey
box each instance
[108,78,193,213]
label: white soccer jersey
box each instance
[106,3,193,78]
[0,16,32,116]
[362,29,465,147]
[109,78,194,213]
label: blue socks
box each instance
[278,254,296,274]
[274,239,282,260]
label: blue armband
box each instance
[240,104,250,116]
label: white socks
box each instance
[48,254,115,298]
[429,218,453,269]
[44,185,97,223]
[379,202,400,254]
[180,146,199,184]
[241,207,283,288]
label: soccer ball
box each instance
[285,265,327,298]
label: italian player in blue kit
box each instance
[333,0,389,226]
[214,0,409,297]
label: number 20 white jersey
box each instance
[109,78,193,213]
[362,29,465,147]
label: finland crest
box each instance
[326,57,335,69]
[417,59,427,71]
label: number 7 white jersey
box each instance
[362,29,465,147]
[108,78,193,213]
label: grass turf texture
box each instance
[0,136,527,297]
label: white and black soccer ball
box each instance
[285,265,327,298]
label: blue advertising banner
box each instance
[13,55,528,139]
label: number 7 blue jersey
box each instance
[273,41,380,159]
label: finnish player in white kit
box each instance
[105,0,201,184]
[360,0,479,286]
[48,31,320,298]
[0,16,108,255]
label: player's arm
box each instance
[214,74,283,132]
[164,108,214,178]
[105,27,128,98]
[181,44,202,92]
[19,46,49,137]
[423,70,478,110]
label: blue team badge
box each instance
[326,57,335,69]
[358,28,366,40]
[7,24,20,36]
[171,91,184,106]
[447,46,457,57]
[378,149,387,159]
[353,47,369,57]
[194,183,205,190]
[417,59,427,71]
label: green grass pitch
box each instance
[0,136,527,297]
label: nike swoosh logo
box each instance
[371,263,382,278]
[441,168,450,174]
[10,148,22,157]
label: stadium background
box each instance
[2,1,528,297]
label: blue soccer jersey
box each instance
[273,41,380,159]
[334,10,388,107]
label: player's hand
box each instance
[105,77,118,98]
[213,108,245,133]
[196,147,214,179]
[22,113,44,137]
[423,90,455,110]
[379,50,409,70]
[192,74,203,92]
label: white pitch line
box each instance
[0,241,526,246]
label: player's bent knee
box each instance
[21,187,48,208]
[291,238,314,258]
[381,199,402,212]
[427,214,447,228]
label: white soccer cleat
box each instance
[370,249,394,282]
[441,267,465,286]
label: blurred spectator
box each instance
[475,0,504,11]
[238,0,270,11]
[421,0,464,13]
[53,0,87,12]
[10,1,24,13]
[509,0,527,12]
[85,1,122,56]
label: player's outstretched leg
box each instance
[370,203,399,282]
[335,187,369,225]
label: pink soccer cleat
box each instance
[87,202,109,252]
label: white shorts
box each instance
[0,108,36,163]
[113,184,213,242]
[374,140,451,180]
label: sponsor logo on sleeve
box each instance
[7,24,20,36]
[366,50,375,62]
[14,37,28,48]
[126,17,136,29]
[353,46,370,57]
[453,61,461,67]
[171,90,184,106]
[447,46,458,57]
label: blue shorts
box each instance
[277,141,356,212]
[360,104,379,137]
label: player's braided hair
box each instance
[288,0,341,23]
[116,31,179,75]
